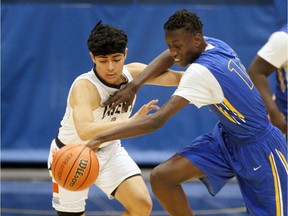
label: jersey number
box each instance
[228,59,254,90]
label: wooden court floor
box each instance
[1,168,247,216]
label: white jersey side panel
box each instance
[257,31,288,72]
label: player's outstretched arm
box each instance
[102,49,175,110]
[87,99,160,150]
[88,96,189,151]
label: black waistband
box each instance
[55,136,65,149]
[55,136,102,150]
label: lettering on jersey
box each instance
[228,59,254,90]
[214,98,245,124]
[102,102,132,120]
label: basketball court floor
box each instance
[1,168,247,216]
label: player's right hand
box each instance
[269,112,287,135]
[102,82,137,111]
[86,138,102,151]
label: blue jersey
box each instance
[178,37,287,215]
[195,37,270,140]
[275,24,288,119]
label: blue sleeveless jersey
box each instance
[195,37,270,139]
[275,24,287,119]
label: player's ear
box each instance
[194,33,202,48]
[90,52,96,63]
[123,48,128,59]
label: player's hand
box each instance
[102,83,138,111]
[131,99,160,120]
[269,112,287,135]
[86,138,101,151]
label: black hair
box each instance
[87,21,128,56]
[164,9,203,34]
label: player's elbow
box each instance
[248,63,256,76]
[248,66,259,82]
[148,114,166,131]
[77,130,91,141]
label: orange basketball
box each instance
[51,144,100,191]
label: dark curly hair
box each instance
[164,9,203,34]
[87,21,127,56]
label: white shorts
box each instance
[47,140,141,213]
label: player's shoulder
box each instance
[268,30,288,48]
[124,62,147,78]
[71,79,98,96]
[70,78,101,106]
[125,62,146,71]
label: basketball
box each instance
[51,144,100,191]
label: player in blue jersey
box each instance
[87,10,287,216]
[248,24,288,135]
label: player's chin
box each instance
[175,60,187,67]
[106,77,119,85]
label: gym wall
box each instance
[2,0,286,165]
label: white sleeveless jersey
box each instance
[58,66,135,148]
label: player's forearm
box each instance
[89,116,161,145]
[76,119,130,141]
[252,74,277,113]
[132,49,175,90]
[251,74,286,132]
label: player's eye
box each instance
[174,45,182,51]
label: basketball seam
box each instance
[52,144,82,182]
[76,148,93,190]
[63,145,87,188]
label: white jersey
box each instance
[48,67,141,210]
[173,43,224,108]
[257,30,288,74]
[58,66,135,148]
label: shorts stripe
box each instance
[53,182,59,194]
[269,153,283,216]
[276,149,288,174]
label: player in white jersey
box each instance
[47,21,182,216]
[248,24,288,135]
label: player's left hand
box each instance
[87,99,159,151]
[130,99,159,120]
[269,112,287,135]
[86,138,101,151]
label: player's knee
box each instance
[127,196,152,215]
[150,165,166,186]
[140,195,153,214]
[57,211,85,216]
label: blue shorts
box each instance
[178,122,287,216]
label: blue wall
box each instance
[2,1,286,164]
